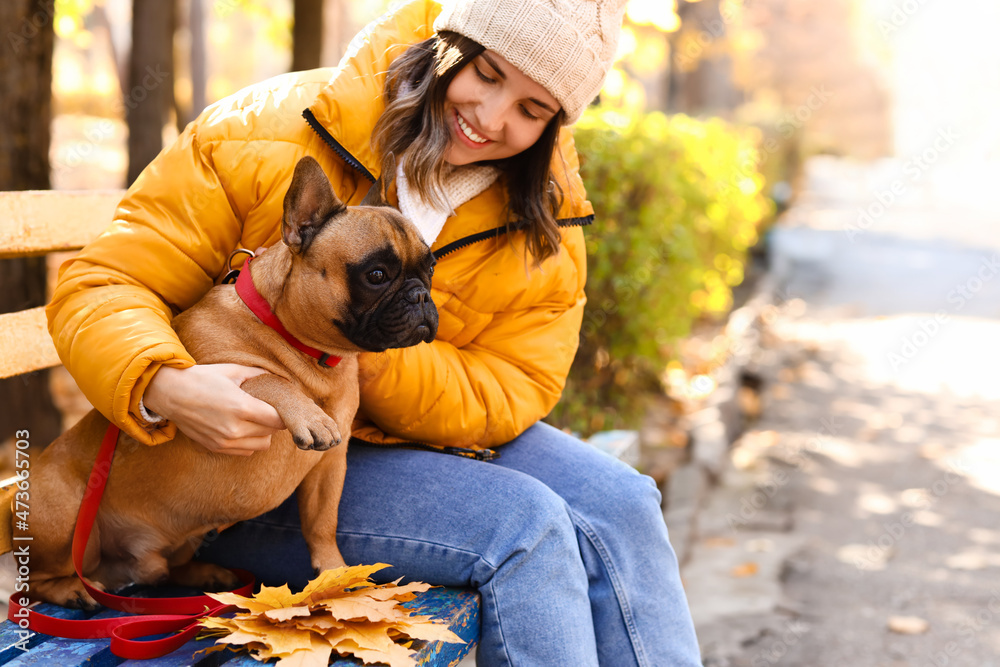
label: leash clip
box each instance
[222,248,256,284]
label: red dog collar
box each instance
[235,256,342,368]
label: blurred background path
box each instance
[684,155,1000,666]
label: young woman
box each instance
[47,0,702,664]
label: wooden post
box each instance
[0,0,62,446]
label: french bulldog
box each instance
[6,156,437,608]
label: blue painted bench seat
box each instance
[0,586,478,666]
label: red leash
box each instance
[7,424,256,659]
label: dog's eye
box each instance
[367,269,387,285]
[428,265,434,277]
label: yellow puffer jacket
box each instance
[47,0,593,455]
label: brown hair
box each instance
[371,31,565,265]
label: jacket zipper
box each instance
[431,215,594,259]
[351,437,500,461]
[302,109,376,183]
[302,108,594,260]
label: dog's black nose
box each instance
[406,285,429,305]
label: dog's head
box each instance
[274,156,438,353]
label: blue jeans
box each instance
[197,422,702,666]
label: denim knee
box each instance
[582,464,665,536]
[471,476,582,586]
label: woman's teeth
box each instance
[457,114,489,144]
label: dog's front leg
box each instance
[297,447,348,572]
[240,374,342,451]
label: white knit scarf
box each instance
[395,161,500,245]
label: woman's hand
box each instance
[144,364,286,456]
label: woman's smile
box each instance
[454,109,492,147]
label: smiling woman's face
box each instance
[442,50,561,166]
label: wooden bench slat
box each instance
[0,603,91,663]
[117,636,229,667]
[0,190,124,259]
[403,587,479,666]
[0,307,60,379]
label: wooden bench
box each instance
[0,190,479,666]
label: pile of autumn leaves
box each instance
[197,564,463,666]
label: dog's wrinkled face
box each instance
[339,235,437,351]
[277,156,438,353]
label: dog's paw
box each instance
[313,554,347,573]
[289,412,342,451]
[66,589,102,611]
[36,576,102,610]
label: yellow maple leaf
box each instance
[215,629,270,648]
[198,564,463,667]
[290,563,390,605]
[330,637,417,667]
[313,595,405,623]
[253,583,297,609]
[322,629,395,661]
[199,616,239,633]
[363,580,432,601]
[204,590,276,614]
[730,561,759,578]
[204,582,295,614]
[392,615,463,644]
[264,605,312,622]
[289,615,347,631]
[241,623,314,657]
[274,633,334,667]
[231,615,289,636]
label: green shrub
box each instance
[546,108,773,436]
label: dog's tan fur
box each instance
[9,157,435,609]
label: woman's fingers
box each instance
[236,395,286,432]
[144,363,287,455]
[218,364,287,431]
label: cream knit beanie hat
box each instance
[434,0,628,124]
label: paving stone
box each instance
[664,463,710,565]
[683,531,806,628]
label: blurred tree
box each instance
[91,2,129,100]
[293,0,324,71]
[666,0,742,115]
[601,0,680,112]
[189,0,206,122]
[127,0,176,185]
[0,0,62,447]
[608,0,744,117]
[173,0,207,129]
[320,0,350,68]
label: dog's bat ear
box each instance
[361,153,395,208]
[360,177,392,208]
[282,156,346,254]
